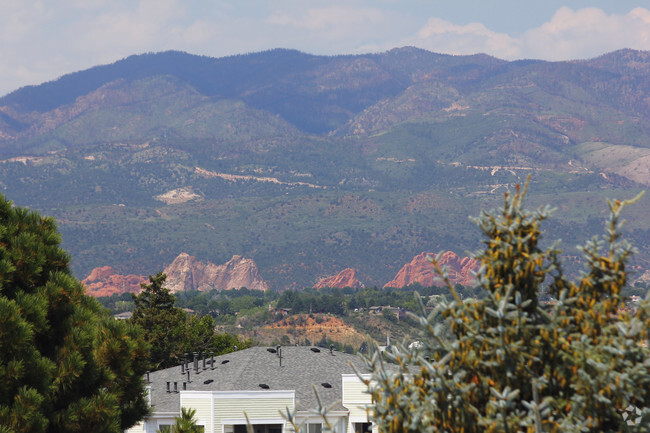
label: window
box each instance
[300,423,322,433]
[354,423,371,433]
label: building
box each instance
[127,346,375,433]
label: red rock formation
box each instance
[384,251,479,288]
[163,253,268,292]
[313,268,365,289]
[82,266,147,297]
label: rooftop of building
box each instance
[147,345,371,414]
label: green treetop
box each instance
[0,194,149,433]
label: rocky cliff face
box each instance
[82,266,147,297]
[163,253,269,292]
[384,251,479,288]
[313,268,365,289]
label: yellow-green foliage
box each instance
[363,182,650,432]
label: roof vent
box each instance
[221,360,230,364]
[267,348,277,353]
[204,379,214,385]
[310,348,320,353]
[259,384,270,389]
[321,383,332,388]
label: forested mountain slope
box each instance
[1,47,648,288]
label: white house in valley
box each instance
[126,346,375,433]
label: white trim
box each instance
[181,391,214,399]
[222,418,285,424]
[342,374,370,382]
[221,418,287,433]
[212,390,295,400]
[148,412,181,418]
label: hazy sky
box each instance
[2,1,650,96]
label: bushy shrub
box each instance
[363,184,650,432]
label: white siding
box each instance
[342,375,373,433]
[214,391,294,433]
[183,397,212,432]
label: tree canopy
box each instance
[0,195,149,433]
[131,272,251,370]
[364,184,650,432]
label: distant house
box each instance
[126,346,375,433]
[368,306,407,321]
[114,311,133,320]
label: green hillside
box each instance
[0,47,648,289]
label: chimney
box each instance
[202,351,206,370]
[210,352,214,370]
[174,382,178,393]
[193,352,199,373]
[166,382,170,393]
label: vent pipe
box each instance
[193,352,199,373]
[146,371,150,383]
[174,382,178,393]
[202,351,206,370]
[166,382,170,393]
[184,353,189,372]
[183,382,187,390]
[181,362,185,374]
[187,370,190,383]
[210,352,215,370]
[330,344,334,355]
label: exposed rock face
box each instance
[384,251,479,288]
[313,268,365,289]
[82,266,147,297]
[163,253,269,292]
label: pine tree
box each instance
[0,194,149,433]
[363,183,650,432]
[131,272,185,369]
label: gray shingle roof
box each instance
[147,346,370,414]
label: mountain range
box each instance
[1,47,648,289]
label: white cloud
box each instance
[402,17,520,58]
[521,7,650,60]
[402,7,650,61]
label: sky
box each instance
[2,0,650,96]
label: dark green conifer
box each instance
[0,194,149,433]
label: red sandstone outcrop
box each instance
[82,266,147,297]
[313,268,365,289]
[163,253,268,292]
[384,251,479,288]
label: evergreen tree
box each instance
[0,195,149,433]
[131,272,185,369]
[363,183,650,432]
[131,272,251,369]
